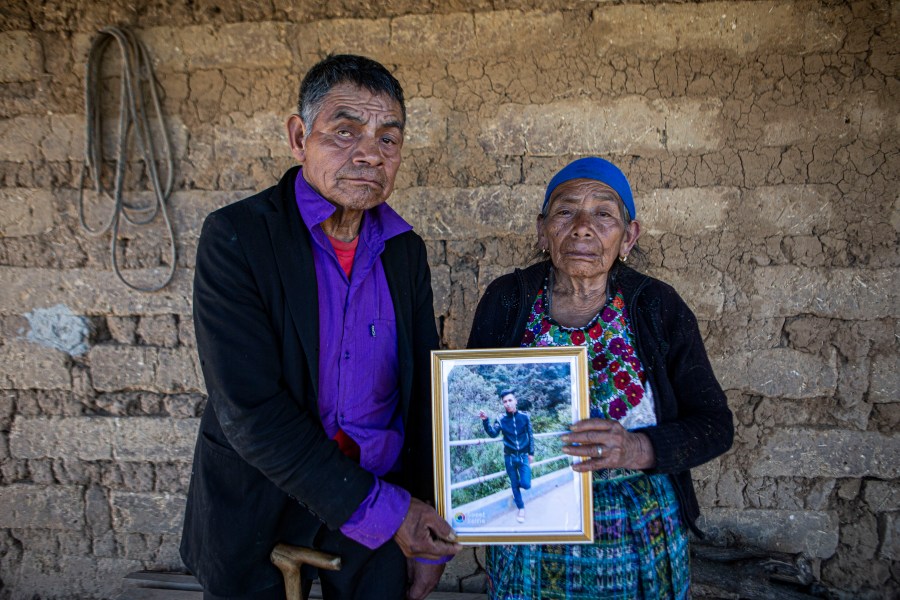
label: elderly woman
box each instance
[467,157,734,598]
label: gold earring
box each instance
[620,254,628,262]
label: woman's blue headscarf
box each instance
[542,157,635,220]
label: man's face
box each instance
[289,82,404,212]
[501,394,517,414]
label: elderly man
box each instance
[180,54,459,600]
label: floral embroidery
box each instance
[625,383,644,405]
[520,282,649,422]
[608,398,628,419]
[613,371,631,390]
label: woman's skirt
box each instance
[486,472,690,600]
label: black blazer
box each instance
[180,167,440,597]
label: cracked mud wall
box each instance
[0,1,897,598]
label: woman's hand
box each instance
[561,418,655,472]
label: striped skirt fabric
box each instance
[486,472,690,600]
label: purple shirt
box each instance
[294,171,412,549]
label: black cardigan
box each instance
[467,260,734,534]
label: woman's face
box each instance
[537,179,640,282]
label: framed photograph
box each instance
[431,347,593,545]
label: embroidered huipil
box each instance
[294,172,411,549]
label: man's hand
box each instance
[406,558,446,600]
[478,410,488,420]
[528,454,534,464]
[394,498,461,560]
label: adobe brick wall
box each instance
[0,1,897,598]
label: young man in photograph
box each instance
[479,389,535,522]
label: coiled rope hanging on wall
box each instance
[78,26,176,292]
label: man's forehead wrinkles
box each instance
[330,108,365,123]
[323,102,404,127]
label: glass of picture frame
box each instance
[431,346,593,545]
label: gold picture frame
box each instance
[431,347,593,545]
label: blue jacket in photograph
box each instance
[483,411,535,456]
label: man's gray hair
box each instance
[297,54,405,132]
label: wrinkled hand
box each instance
[393,498,461,560]
[406,558,446,600]
[478,410,488,420]
[561,418,655,472]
